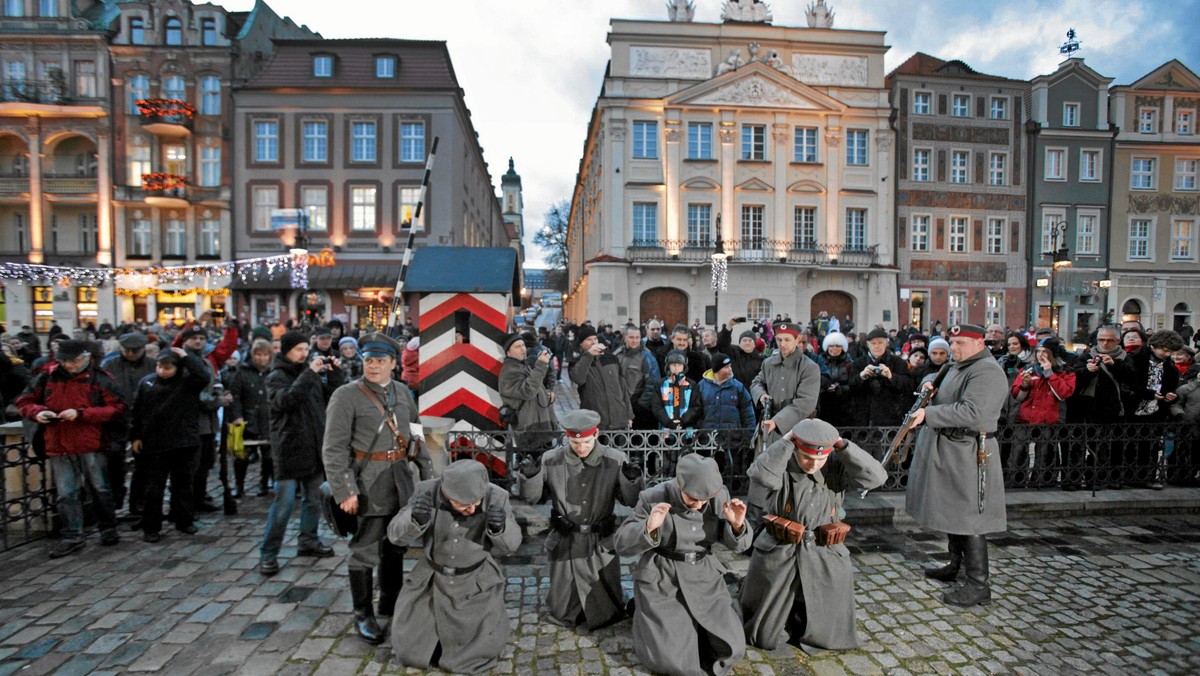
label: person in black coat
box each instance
[1123,330,1183,489]
[716,321,766,393]
[130,348,211,541]
[848,329,914,428]
[818,332,855,428]
[223,339,275,497]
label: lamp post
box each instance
[711,214,727,329]
[1043,220,1072,336]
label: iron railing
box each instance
[1,437,53,551]
[626,239,879,266]
[0,79,66,105]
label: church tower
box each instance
[501,157,524,237]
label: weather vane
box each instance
[1059,28,1081,57]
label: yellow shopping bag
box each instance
[227,421,247,461]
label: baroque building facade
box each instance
[564,10,897,331]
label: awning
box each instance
[229,263,400,291]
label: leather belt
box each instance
[654,548,709,564]
[551,512,615,536]
[936,427,973,440]
[353,448,404,462]
[424,556,485,576]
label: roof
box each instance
[887,51,1022,86]
[228,262,398,290]
[403,247,519,296]
[241,38,458,90]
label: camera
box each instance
[871,365,884,372]
[212,383,224,395]
[732,316,747,324]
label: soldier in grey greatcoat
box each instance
[751,322,821,444]
[498,333,557,452]
[517,409,641,629]
[615,454,751,676]
[740,419,886,653]
[386,459,522,674]
[906,323,1007,607]
[322,333,433,644]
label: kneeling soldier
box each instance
[615,454,750,676]
[740,419,886,653]
[386,459,521,674]
[517,409,641,629]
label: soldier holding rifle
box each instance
[750,322,821,445]
[905,324,1007,607]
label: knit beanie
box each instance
[280,331,308,356]
[338,336,359,351]
[928,337,950,354]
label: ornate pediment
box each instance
[1128,59,1200,92]
[737,177,773,191]
[667,63,847,112]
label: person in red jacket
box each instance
[1010,338,1076,482]
[17,340,127,558]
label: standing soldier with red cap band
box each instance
[740,419,886,652]
[750,322,821,444]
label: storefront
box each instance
[115,274,231,326]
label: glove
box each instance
[410,492,435,526]
[518,454,540,479]
[621,460,642,482]
[485,506,507,533]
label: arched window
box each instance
[162,75,185,101]
[1121,298,1143,323]
[747,299,773,322]
[164,17,182,46]
[1174,302,1192,331]
[127,74,149,113]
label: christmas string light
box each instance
[116,288,230,297]
[0,254,306,289]
[711,255,728,293]
[135,98,196,121]
[290,250,309,290]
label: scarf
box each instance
[1134,357,1164,416]
[1175,362,1192,377]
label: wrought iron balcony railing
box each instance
[136,98,195,134]
[0,79,66,105]
[626,239,879,266]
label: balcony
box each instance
[136,98,195,137]
[142,173,190,209]
[1,79,66,106]
[625,239,880,267]
[0,175,30,197]
[43,174,97,196]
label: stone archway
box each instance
[811,290,854,326]
[640,287,688,330]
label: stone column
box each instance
[27,118,44,263]
[96,127,113,266]
[719,112,737,243]
[773,118,789,248]
[823,118,842,254]
[664,114,682,244]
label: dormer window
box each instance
[164,16,182,46]
[313,55,334,78]
[129,16,145,45]
[375,56,396,78]
[200,18,218,46]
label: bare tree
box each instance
[534,199,570,290]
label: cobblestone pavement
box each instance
[1,483,1198,676]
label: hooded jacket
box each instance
[130,354,210,451]
[698,370,754,430]
[650,371,702,429]
[18,362,126,455]
[265,353,329,480]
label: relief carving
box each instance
[1128,193,1199,215]
[791,54,868,87]
[608,120,626,142]
[665,120,682,143]
[692,74,811,108]
[629,47,712,79]
[900,190,1024,212]
[718,123,737,144]
[909,259,1007,283]
[911,122,1009,145]
[1134,95,1164,109]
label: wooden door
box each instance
[640,287,688,330]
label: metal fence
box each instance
[1,438,54,551]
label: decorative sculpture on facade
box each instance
[716,49,745,75]
[721,0,772,24]
[805,0,835,28]
[666,0,695,22]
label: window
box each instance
[741,124,766,160]
[989,96,1008,120]
[1128,219,1151,259]
[254,120,278,162]
[948,291,966,326]
[4,0,22,16]
[301,186,328,231]
[910,214,930,251]
[162,75,185,101]
[951,150,969,184]
[398,186,422,230]
[952,94,970,118]
[198,219,220,257]
[199,146,220,187]
[351,121,376,162]
[200,18,217,46]
[127,74,149,113]
[748,299,773,321]
[199,76,220,115]
[302,121,327,163]
[375,56,396,78]
[79,214,96,253]
[985,292,1004,327]
[350,186,377,231]
[632,121,658,159]
[846,130,868,166]
[74,61,96,98]
[793,207,817,248]
[130,219,152,257]
[1176,158,1198,191]
[14,213,26,254]
[164,17,182,46]
[845,208,866,249]
[913,91,931,115]
[1040,214,1062,253]
[1131,156,1155,189]
[741,205,765,249]
[1080,149,1100,181]
[1045,148,1065,180]
[128,17,144,45]
[32,286,53,333]
[127,135,150,187]
[793,127,817,163]
[1076,214,1097,255]
[988,152,1006,185]
[912,148,931,181]
[164,219,186,257]
[3,61,26,98]
[688,122,713,160]
[948,216,968,253]
[313,56,333,78]
[1178,109,1195,135]
[252,186,278,232]
[1063,103,1079,127]
[682,204,710,247]
[1173,220,1195,260]
[632,203,657,245]
[400,122,424,162]
[987,218,1004,254]
[1139,108,1158,134]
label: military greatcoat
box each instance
[518,442,640,628]
[750,349,821,443]
[740,439,886,653]
[614,481,751,676]
[906,349,1008,535]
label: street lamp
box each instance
[1098,279,1113,324]
[1043,220,1072,336]
[711,214,728,329]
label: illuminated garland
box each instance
[142,172,189,192]
[0,254,303,289]
[116,288,230,297]
[135,98,196,120]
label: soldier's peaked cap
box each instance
[560,409,601,438]
[773,322,802,338]
[949,324,986,340]
[359,332,402,359]
[441,459,489,504]
[676,454,724,500]
[790,418,840,457]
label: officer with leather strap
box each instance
[321,332,432,644]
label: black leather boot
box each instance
[924,534,963,582]
[943,535,991,606]
[376,545,406,619]
[349,568,385,644]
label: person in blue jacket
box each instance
[699,353,755,431]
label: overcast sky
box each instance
[219,0,1200,267]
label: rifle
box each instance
[862,363,951,499]
[749,394,773,456]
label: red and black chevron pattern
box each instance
[417,292,508,429]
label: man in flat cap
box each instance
[517,409,642,630]
[387,459,521,673]
[101,331,156,517]
[740,419,886,652]
[751,322,821,444]
[615,453,750,676]
[848,327,915,427]
[906,323,1007,607]
[498,333,557,452]
[323,331,432,643]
